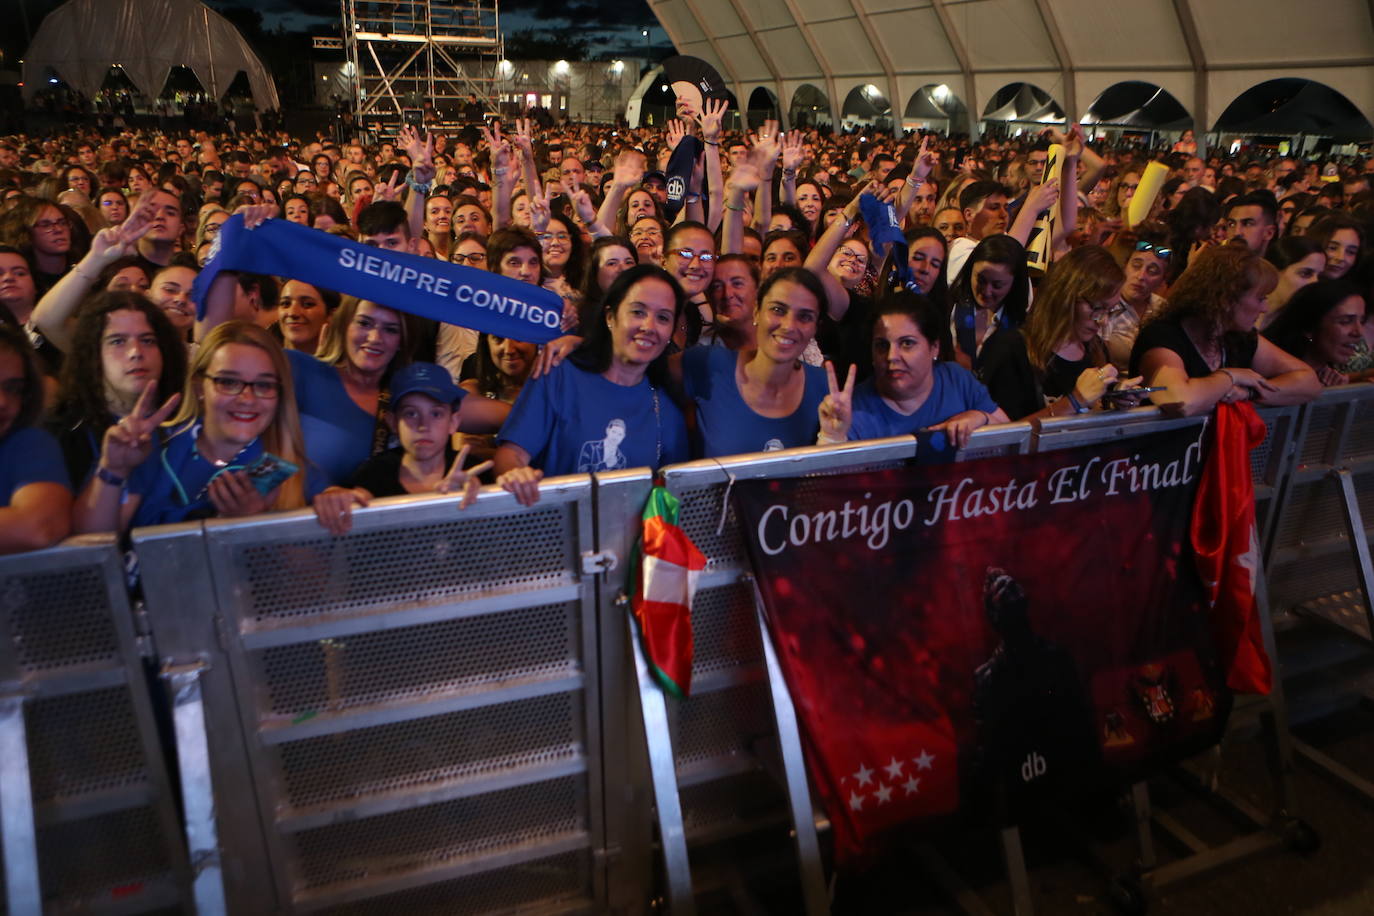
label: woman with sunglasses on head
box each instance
[1130,245,1319,416]
[73,321,307,534]
[1104,223,1172,371]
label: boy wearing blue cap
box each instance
[313,362,494,534]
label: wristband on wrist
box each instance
[703,139,720,147]
[405,176,432,193]
[96,466,126,487]
[1066,391,1091,414]
[1216,367,1236,387]
[724,201,745,212]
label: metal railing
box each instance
[0,385,1369,914]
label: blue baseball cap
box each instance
[388,362,466,407]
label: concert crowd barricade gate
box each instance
[0,385,1370,915]
[0,536,192,915]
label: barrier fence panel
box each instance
[140,477,609,915]
[0,538,191,914]
[1266,385,1374,639]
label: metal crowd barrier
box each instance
[1,386,1370,915]
[134,476,615,915]
[0,537,191,915]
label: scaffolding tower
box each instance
[341,0,503,134]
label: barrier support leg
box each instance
[752,587,830,916]
[999,825,1035,916]
[1286,467,1374,806]
[626,613,695,916]
[0,695,40,916]
[163,663,229,916]
[1332,468,1374,635]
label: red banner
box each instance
[732,424,1241,862]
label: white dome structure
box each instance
[647,0,1374,136]
[22,0,279,110]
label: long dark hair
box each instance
[951,234,1031,326]
[901,225,950,307]
[0,322,44,433]
[54,291,187,428]
[1264,279,1364,361]
[568,263,685,389]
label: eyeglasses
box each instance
[671,248,716,263]
[205,375,281,399]
[1083,301,1113,320]
[836,248,867,264]
[538,231,572,243]
[1135,240,1172,259]
[34,218,68,232]
[453,252,487,265]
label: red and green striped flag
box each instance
[630,486,707,698]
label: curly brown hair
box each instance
[1148,243,1276,339]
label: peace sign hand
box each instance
[100,381,181,478]
[912,135,938,182]
[818,360,856,444]
[374,170,403,202]
[528,187,551,234]
[436,443,495,509]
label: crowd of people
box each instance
[0,107,1370,552]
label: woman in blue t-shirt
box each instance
[818,292,1009,449]
[0,323,71,553]
[676,267,829,458]
[73,321,308,533]
[495,264,689,505]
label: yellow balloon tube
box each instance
[1128,161,1170,228]
[1024,143,1064,275]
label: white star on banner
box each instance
[914,749,935,771]
[853,763,874,787]
[904,776,921,796]
[875,783,893,804]
[884,757,904,780]
[849,790,865,811]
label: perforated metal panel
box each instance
[171,485,606,914]
[0,542,191,915]
[231,505,576,626]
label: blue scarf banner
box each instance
[193,215,565,344]
[858,192,920,294]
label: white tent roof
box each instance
[22,0,279,110]
[648,0,1374,135]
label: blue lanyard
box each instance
[158,422,256,507]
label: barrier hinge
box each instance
[581,550,618,576]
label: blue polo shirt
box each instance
[0,426,70,506]
[682,346,827,458]
[848,362,999,444]
[126,423,265,528]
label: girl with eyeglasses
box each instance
[74,320,307,533]
[980,246,1135,420]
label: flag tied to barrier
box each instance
[192,215,566,343]
[732,423,1260,862]
[631,486,707,698]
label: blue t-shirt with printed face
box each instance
[498,361,688,476]
[681,345,827,458]
[126,423,266,528]
[848,362,999,444]
[0,426,70,506]
[286,348,376,494]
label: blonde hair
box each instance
[1023,246,1124,372]
[168,321,307,510]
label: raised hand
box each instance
[374,170,403,202]
[781,131,804,172]
[564,179,597,224]
[513,119,535,157]
[818,360,856,443]
[527,186,551,234]
[99,381,181,478]
[612,151,644,188]
[1025,177,1060,214]
[725,159,762,196]
[436,443,494,509]
[666,118,689,152]
[1063,123,1086,159]
[234,202,278,229]
[912,134,938,182]
[698,98,727,144]
[751,119,782,171]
